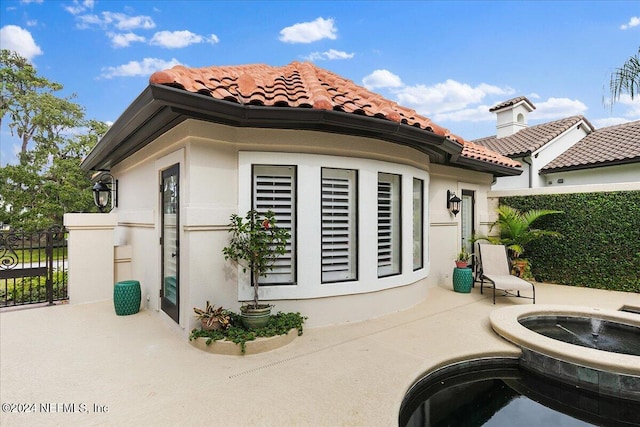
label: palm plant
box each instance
[478,205,563,260]
[608,47,640,106]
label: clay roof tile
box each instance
[149,61,518,170]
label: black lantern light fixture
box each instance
[92,171,118,212]
[447,190,461,217]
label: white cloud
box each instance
[26,20,38,27]
[533,97,588,119]
[395,79,515,115]
[613,94,640,118]
[279,17,337,44]
[20,0,44,4]
[108,32,145,48]
[0,25,43,61]
[75,14,103,28]
[620,16,640,30]
[304,49,354,61]
[150,30,218,48]
[65,0,94,15]
[102,12,155,30]
[592,117,630,128]
[100,57,181,79]
[432,104,496,123]
[75,11,155,30]
[362,69,403,90]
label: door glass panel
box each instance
[161,165,179,322]
[461,190,475,261]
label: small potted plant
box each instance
[222,210,290,329]
[455,247,471,268]
[193,302,231,331]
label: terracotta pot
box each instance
[455,261,469,269]
[200,318,223,331]
[513,259,528,277]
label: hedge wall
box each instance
[499,191,640,293]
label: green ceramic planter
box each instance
[240,305,272,329]
[453,267,473,293]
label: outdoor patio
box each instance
[1,282,638,426]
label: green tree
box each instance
[0,50,108,231]
[476,205,563,260]
[222,210,290,308]
[608,47,640,105]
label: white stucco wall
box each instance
[542,163,640,187]
[492,157,530,190]
[532,124,590,188]
[106,119,495,331]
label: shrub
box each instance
[499,191,640,292]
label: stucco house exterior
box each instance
[79,61,521,331]
[474,96,640,190]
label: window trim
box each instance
[251,164,298,286]
[320,167,359,284]
[413,177,424,271]
[377,172,402,278]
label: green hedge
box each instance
[499,191,640,293]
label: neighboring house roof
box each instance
[489,96,536,113]
[473,116,595,157]
[540,119,640,174]
[82,61,521,176]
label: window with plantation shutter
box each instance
[321,168,358,283]
[413,178,424,271]
[378,173,401,277]
[252,165,296,284]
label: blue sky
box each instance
[1,0,639,166]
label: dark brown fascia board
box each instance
[82,84,518,177]
[450,153,523,177]
[539,156,640,175]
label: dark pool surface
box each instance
[518,316,640,356]
[399,360,640,427]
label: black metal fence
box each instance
[0,226,68,307]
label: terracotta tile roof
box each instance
[540,120,640,173]
[489,96,536,112]
[473,116,593,157]
[149,61,520,170]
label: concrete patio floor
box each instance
[1,282,638,427]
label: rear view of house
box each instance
[77,61,521,331]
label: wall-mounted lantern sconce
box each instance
[92,171,118,212]
[447,190,461,217]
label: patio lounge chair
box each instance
[478,244,535,304]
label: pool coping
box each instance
[490,304,640,399]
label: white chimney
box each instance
[490,96,536,138]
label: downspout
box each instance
[522,155,533,188]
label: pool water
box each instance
[400,360,640,427]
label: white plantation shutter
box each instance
[378,173,401,277]
[322,168,357,282]
[253,165,296,284]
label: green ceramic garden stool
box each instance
[114,280,141,316]
[453,267,473,293]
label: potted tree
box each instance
[222,210,290,329]
[477,205,563,277]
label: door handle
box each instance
[171,252,177,258]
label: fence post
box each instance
[45,230,54,305]
[63,213,117,304]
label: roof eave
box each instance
[450,153,523,177]
[539,156,640,175]
[82,84,518,177]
